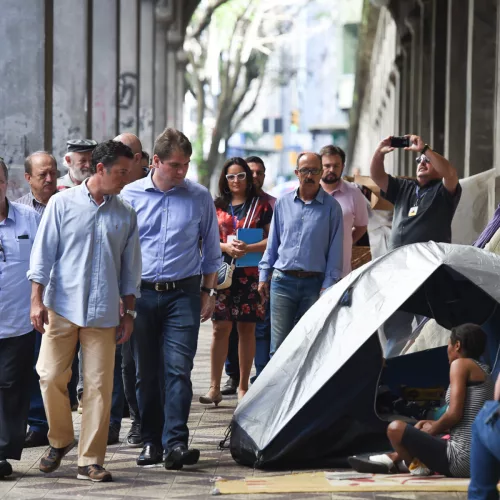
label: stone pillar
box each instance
[0,0,46,197]
[398,32,412,176]
[166,46,179,127]
[153,1,172,138]
[419,0,433,143]
[430,0,448,155]
[92,0,119,141]
[118,0,140,134]
[139,0,155,153]
[176,50,188,130]
[465,0,497,177]
[405,5,423,138]
[52,0,90,161]
[444,0,468,178]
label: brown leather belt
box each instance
[282,270,323,278]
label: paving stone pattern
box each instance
[0,323,467,499]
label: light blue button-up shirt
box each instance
[120,172,221,281]
[259,187,344,289]
[0,201,40,339]
[28,180,142,328]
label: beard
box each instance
[322,173,339,184]
[69,166,91,182]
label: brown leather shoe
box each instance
[39,440,77,473]
[77,464,112,482]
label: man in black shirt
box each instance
[371,134,461,250]
[370,134,461,356]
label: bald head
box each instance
[114,133,142,156]
[114,133,147,183]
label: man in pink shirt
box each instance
[320,145,368,277]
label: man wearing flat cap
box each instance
[57,140,97,191]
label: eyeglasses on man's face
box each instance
[226,172,246,182]
[416,155,431,165]
[297,168,322,176]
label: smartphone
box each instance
[390,136,410,148]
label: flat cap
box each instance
[66,139,98,153]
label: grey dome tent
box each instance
[230,242,500,469]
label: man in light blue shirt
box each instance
[258,152,344,356]
[28,140,142,483]
[0,159,40,479]
[120,128,221,471]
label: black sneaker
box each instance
[25,430,49,448]
[39,440,77,473]
[126,421,143,447]
[0,460,12,479]
[107,423,121,445]
[221,377,239,395]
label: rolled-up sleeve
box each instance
[200,194,222,275]
[27,196,60,286]
[323,201,344,289]
[259,200,281,282]
[120,210,142,297]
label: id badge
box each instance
[408,206,418,217]
[227,235,236,243]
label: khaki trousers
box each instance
[36,309,116,466]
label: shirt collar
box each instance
[81,178,111,204]
[29,191,46,207]
[294,186,325,204]
[144,170,189,192]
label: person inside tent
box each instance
[349,324,493,478]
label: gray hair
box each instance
[25,151,57,175]
[62,151,73,169]
[0,158,8,182]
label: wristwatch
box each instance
[201,286,217,296]
[421,144,430,155]
[125,309,137,319]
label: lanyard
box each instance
[229,202,238,231]
[414,185,427,206]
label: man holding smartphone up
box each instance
[370,134,461,356]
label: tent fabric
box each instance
[230,242,500,469]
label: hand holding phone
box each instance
[390,136,410,148]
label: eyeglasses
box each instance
[297,168,322,176]
[226,172,246,181]
[0,239,5,262]
[416,155,430,164]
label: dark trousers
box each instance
[28,331,49,434]
[224,302,271,380]
[132,281,201,452]
[110,346,124,428]
[0,331,35,460]
[122,340,139,422]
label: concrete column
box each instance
[419,0,433,143]
[176,50,188,130]
[92,0,119,141]
[52,0,90,161]
[118,0,140,134]
[430,0,448,155]
[166,47,178,127]
[139,0,155,153]
[398,33,412,176]
[465,0,497,177]
[0,0,46,197]
[445,0,468,178]
[405,5,423,138]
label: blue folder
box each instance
[235,228,264,267]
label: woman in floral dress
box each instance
[200,157,272,404]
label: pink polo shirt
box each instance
[328,179,369,277]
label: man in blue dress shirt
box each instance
[28,140,142,483]
[258,152,344,357]
[0,159,40,479]
[120,128,221,471]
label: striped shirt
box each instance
[15,191,49,215]
[446,361,494,477]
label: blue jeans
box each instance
[110,346,124,428]
[224,302,271,380]
[122,340,139,422]
[469,401,500,499]
[270,270,322,357]
[132,282,201,452]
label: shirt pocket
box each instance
[17,238,32,261]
